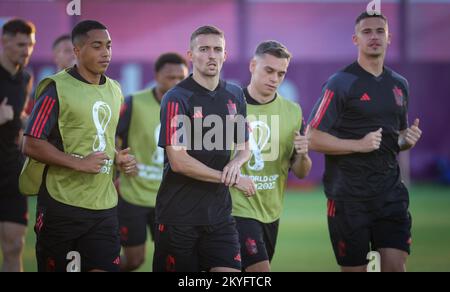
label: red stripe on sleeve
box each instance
[36,99,56,138]
[171,102,179,145]
[31,96,50,137]
[311,90,334,129]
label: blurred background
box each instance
[1,0,449,271]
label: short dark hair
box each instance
[52,34,71,50]
[355,12,388,26]
[71,20,107,45]
[154,52,188,73]
[1,18,36,37]
[190,25,224,47]
[255,40,291,60]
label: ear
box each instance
[223,50,227,62]
[249,58,256,74]
[187,50,193,62]
[352,34,358,47]
[387,33,392,45]
[155,71,161,83]
[1,34,9,47]
[73,44,81,59]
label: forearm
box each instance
[23,136,81,171]
[291,154,312,179]
[309,129,360,155]
[231,149,251,167]
[168,149,223,184]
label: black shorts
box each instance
[327,187,412,267]
[118,196,156,247]
[235,217,279,269]
[153,216,241,272]
[35,204,121,272]
[0,182,28,226]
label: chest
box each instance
[0,78,28,113]
[344,78,406,121]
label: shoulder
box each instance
[161,85,191,107]
[385,66,409,92]
[130,88,152,100]
[22,69,33,84]
[278,94,302,117]
[224,81,245,103]
[325,66,359,93]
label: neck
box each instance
[0,53,20,75]
[357,55,384,77]
[247,84,276,105]
[192,70,219,91]
[155,86,164,102]
[76,63,102,85]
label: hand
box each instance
[233,176,256,197]
[222,159,243,187]
[403,118,422,148]
[294,131,309,156]
[0,98,14,126]
[116,148,138,176]
[358,128,382,153]
[77,151,110,174]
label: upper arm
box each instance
[158,91,188,149]
[165,145,189,172]
[399,81,410,131]
[117,95,132,143]
[24,83,59,141]
[235,91,250,145]
[308,73,352,133]
[308,88,343,133]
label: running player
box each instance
[153,25,256,272]
[231,40,312,272]
[20,20,137,272]
[117,52,188,271]
[52,34,76,72]
[308,12,422,272]
[0,18,36,272]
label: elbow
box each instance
[22,139,32,157]
[308,138,321,152]
[294,172,307,180]
[294,165,312,180]
[169,160,185,174]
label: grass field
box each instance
[3,184,450,272]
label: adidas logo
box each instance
[360,93,371,101]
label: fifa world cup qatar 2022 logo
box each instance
[92,101,113,174]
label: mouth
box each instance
[99,61,110,66]
[265,84,276,90]
[369,43,381,49]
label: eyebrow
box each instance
[264,65,286,74]
[90,40,112,45]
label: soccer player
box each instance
[52,34,76,72]
[20,20,137,272]
[153,25,256,272]
[0,18,36,272]
[231,40,312,272]
[308,12,422,272]
[116,52,188,272]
